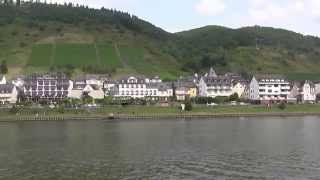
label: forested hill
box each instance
[169,26,320,78]
[1,1,320,80]
[0,1,169,40]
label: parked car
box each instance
[207,102,218,106]
[230,101,237,106]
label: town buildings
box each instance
[0,67,319,105]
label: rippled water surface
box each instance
[1,116,320,179]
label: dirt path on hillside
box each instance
[94,43,101,65]
[114,43,129,68]
[50,42,56,66]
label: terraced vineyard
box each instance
[27,43,181,79]
[28,43,123,68]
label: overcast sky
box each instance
[50,0,320,37]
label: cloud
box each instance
[195,0,226,16]
[248,0,306,22]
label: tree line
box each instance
[0,0,169,40]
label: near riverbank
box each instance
[0,104,320,121]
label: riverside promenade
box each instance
[1,104,320,122]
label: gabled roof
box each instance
[118,75,146,84]
[208,67,217,77]
[146,82,172,91]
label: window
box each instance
[268,90,272,93]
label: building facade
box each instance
[0,84,18,104]
[23,74,71,102]
[248,75,291,103]
[301,80,316,103]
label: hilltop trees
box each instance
[0,0,168,40]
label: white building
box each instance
[68,79,104,100]
[116,76,148,98]
[0,75,7,85]
[248,75,291,103]
[199,76,233,97]
[301,80,316,103]
[23,74,71,102]
[232,81,247,97]
[198,68,247,98]
[315,82,320,95]
[0,84,18,104]
[115,76,173,100]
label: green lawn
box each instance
[28,44,53,67]
[55,44,97,67]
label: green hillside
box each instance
[1,2,320,80]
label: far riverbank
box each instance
[0,104,320,121]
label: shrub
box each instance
[229,93,240,102]
[278,102,287,110]
[9,105,19,114]
[57,105,65,114]
[184,97,192,111]
[213,96,229,104]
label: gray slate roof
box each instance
[0,84,14,94]
[203,76,232,86]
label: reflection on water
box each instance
[1,116,320,179]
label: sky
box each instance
[50,0,320,37]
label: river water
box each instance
[1,116,320,179]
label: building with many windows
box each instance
[23,74,71,102]
[248,75,291,103]
[198,76,233,98]
[301,80,316,103]
[116,76,148,98]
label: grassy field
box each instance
[91,104,320,115]
[6,104,320,116]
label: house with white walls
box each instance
[68,79,104,100]
[198,76,233,97]
[301,80,316,103]
[0,84,18,104]
[248,75,291,103]
[0,75,7,85]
